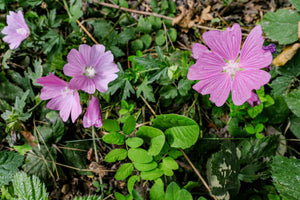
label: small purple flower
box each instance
[63,44,119,94]
[1,10,30,49]
[83,96,103,128]
[247,91,261,107]
[37,73,82,123]
[187,23,272,106]
[262,43,276,54]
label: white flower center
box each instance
[61,87,74,97]
[223,60,241,78]
[84,66,96,79]
[16,28,28,36]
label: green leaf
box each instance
[165,182,180,200]
[74,196,103,200]
[118,27,136,45]
[261,9,300,44]
[174,189,193,200]
[147,16,162,30]
[115,163,134,180]
[0,80,24,103]
[178,79,192,96]
[13,144,32,156]
[12,171,48,200]
[247,103,263,118]
[134,161,158,171]
[140,168,164,180]
[115,192,126,200]
[23,145,57,180]
[27,59,43,86]
[159,86,178,99]
[245,125,256,134]
[42,29,65,59]
[264,96,291,124]
[152,114,200,149]
[160,157,179,176]
[271,76,293,96]
[110,46,125,58]
[131,39,144,52]
[126,137,144,148]
[136,126,165,156]
[63,142,92,176]
[272,156,300,199]
[93,20,113,39]
[103,119,120,132]
[167,28,177,42]
[277,50,300,77]
[290,0,300,11]
[155,30,166,46]
[150,179,165,200]
[127,175,140,194]
[105,149,128,162]
[0,151,24,187]
[103,132,125,145]
[141,34,152,49]
[136,78,155,102]
[290,118,300,139]
[128,148,153,163]
[138,16,152,33]
[123,115,136,135]
[255,124,264,133]
[284,89,300,117]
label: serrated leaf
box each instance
[141,34,152,49]
[123,115,136,135]
[0,80,24,103]
[12,171,48,200]
[0,151,24,187]
[152,114,199,149]
[74,196,103,200]
[147,16,162,30]
[118,27,136,45]
[165,182,180,200]
[140,168,164,180]
[264,96,291,124]
[167,28,177,42]
[23,145,57,180]
[110,46,125,58]
[272,156,300,199]
[26,59,43,86]
[159,85,178,99]
[160,157,178,176]
[105,149,128,162]
[128,148,153,163]
[103,132,125,145]
[93,20,112,39]
[134,161,158,171]
[126,137,144,148]
[127,175,140,194]
[136,126,165,156]
[178,79,192,96]
[284,89,300,117]
[115,163,134,180]
[136,78,155,102]
[138,16,152,33]
[262,9,300,44]
[150,179,165,200]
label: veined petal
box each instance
[70,91,82,123]
[94,51,114,72]
[83,96,103,128]
[59,96,73,122]
[187,50,225,80]
[64,49,86,77]
[69,76,96,94]
[231,69,271,105]
[93,74,118,93]
[203,23,241,61]
[192,43,209,60]
[192,73,231,107]
[239,25,273,69]
[90,44,106,67]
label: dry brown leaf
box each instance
[272,43,300,67]
[21,131,37,147]
[172,1,195,32]
[89,161,108,177]
[199,5,213,24]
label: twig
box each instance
[139,94,156,117]
[179,149,217,200]
[76,19,99,44]
[92,126,100,163]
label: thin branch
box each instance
[76,19,99,44]
[179,149,217,200]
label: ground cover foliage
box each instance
[0,0,300,199]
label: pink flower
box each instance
[63,44,119,94]
[1,10,30,49]
[187,23,272,106]
[83,96,103,128]
[247,91,261,107]
[36,73,82,123]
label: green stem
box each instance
[92,126,99,163]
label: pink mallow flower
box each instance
[63,44,119,94]
[247,91,261,107]
[83,96,103,128]
[187,23,272,107]
[1,10,30,49]
[36,73,82,123]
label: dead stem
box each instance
[179,149,217,200]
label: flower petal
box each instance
[192,73,231,107]
[203,23,241,61]
[192,43,209,60]
[239,25,273,69]
[69,76,96,94]
[93,73,118,93]
[64,49,86,77]
[90,44,106,67]
[70,91,82,123]
[231,69,271,105]
[83,96,103,128]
